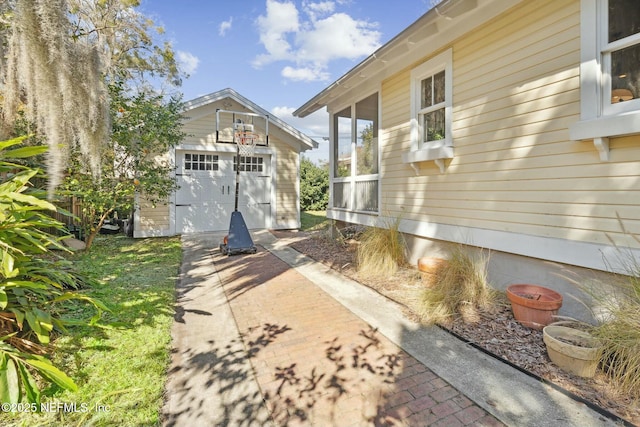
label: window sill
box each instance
[569,111,640,161]
[402,144,453,173]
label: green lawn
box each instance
[5,236,181,427]
[300,210,329,231]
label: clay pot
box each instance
[417,257,447,274]
[417,257,447,287]
[506,284,563,330]
[543,325,601,378]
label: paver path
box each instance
[214,247,503,427]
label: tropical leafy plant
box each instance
[0,136,106,405]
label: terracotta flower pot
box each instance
[417,257,447,274]
[506,284,563,330]
[543,325,602,378]
[417,257,447,287]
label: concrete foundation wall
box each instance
[403,232,624,324]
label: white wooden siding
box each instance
[379,0,640,250]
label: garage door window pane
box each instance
[234,156,264,172]
[184,153,218,171]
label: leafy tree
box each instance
[0,136,106,404]
[60,82,185,250]
[300,157,329,211]
[0,0,184,193]
[357,123,376,175]
[68,0,183,89]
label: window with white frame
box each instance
[419,70,446,144]
[184,153,218,171]
[603,0,640,115]
[404,49,453,168]
[571,0,640,145]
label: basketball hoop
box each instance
[235,131,257,156]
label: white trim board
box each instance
[327,209,639,274]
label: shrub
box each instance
[417,246,497,325]
[300,157,329,211]
[356,217,406,278]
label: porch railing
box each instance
[332,178,378,212]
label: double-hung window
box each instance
[403,49,453,171]
[603,0,640,115]
[419,70,446,145]
[570,0,640,158]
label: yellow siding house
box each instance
[295,0,640,308]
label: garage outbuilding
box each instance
[134,88,317,237]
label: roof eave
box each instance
[294,0,521,118]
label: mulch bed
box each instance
[272,230,640,426]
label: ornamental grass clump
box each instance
[417,246,498,326]
[356,217,407,279]
[589,259,640,399]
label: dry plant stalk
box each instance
[572,215,640,399]
[0,311,47,355]
[417,246,497,326]
[588,273,640,399]
[356,217,407,279]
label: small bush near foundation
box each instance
[417,247,498,325]
[356,218,407,278]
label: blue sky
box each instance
[139,0,435,163]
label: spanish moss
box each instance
[2,0,109,195]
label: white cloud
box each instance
[272,106,329,163]
[302,1,335,21]
[219,17,233,36]
[295,13,380,64]
[254,0,381,82]
[281,66,329,82]
[272,106,327,137]
[253,0,300,67]
[177,51,200,75]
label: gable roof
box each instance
[183,88,318,151]
[294,0,522,118]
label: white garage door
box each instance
[175,151,271,233]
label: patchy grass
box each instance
[5,235,181,427]
[300,210,329,231]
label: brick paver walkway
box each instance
[213,247,503,427]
